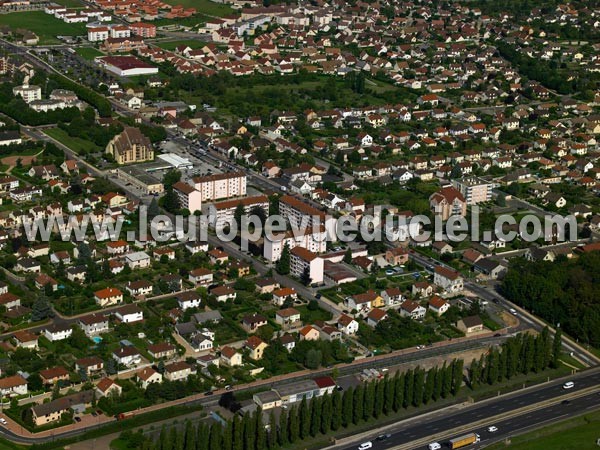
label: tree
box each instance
[413,367,425,407]
[276,243,290,275]
[309,397,321,437]
[287,405,298,443]
[184,420,196,450]
[321,393,333,434]
[384,374,395,415]
[299,398,310,439]
[234,203,246,230]
[343,248,352,264]
[452,359,464,395]
[31,296,54,321]
[393,373,405,412]
[268,411,277,450]
[364,381,375,421]
[163,169,182,190]
[162,188,181,213]
[403,369,414,408]
[353,384,364,424]
[331,389,342,431]
[441,362,453,398]
[374,378,385,418]
[423,367,435,404]
[552,329,562,368]
[300,265,312,286]
[342,387,353,427]
[305,348,322,369]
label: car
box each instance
[494,333,502,337]
[91,412,97,417]
[358,442,373,450]
[563,381,575,389]
[487,426,498,432]
[74,417,82,423]
[0,418,7,425]
[225,385,233,391]
[428,443,442,450]
[509,308,518,315]
[376,434,391,441]
[204,391,214,396]
[561,400,571,405]
[385,269,395,276]
[315,293,322,299]
[493,298,500,304]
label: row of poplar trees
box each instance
[130,329,561,450]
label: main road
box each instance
[336,367,600,450]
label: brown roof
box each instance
[245,335,265,349]
[0,374,27,389]
[39,366,69,381]
[290,246,318,262]
[137,367,159,381]
[221,345,238,358]
[368,308,387,321]
[429,295,448,309]
[96,377,117,392]
[276,307,300,318]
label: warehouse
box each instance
[97,56,158,77]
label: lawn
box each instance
[75,47,104,60]
[487,409,600,450]
[162,0,234,17]
[0,11,86,44]
[44,128,102,155]
[156,39,206,51]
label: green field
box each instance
[75,47,104,60]
[162,0,234,17]
[156,39,206,51]
[0,11,86,44]
[44,128,102,155]
[488,409,600,450]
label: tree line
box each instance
[468,327,561,388]
[502,251,600,347]
[117,329,561,450]
[118,359,464,450]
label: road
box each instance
[337,368,600,450]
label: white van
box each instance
[358,442,373,450]
[428,443,441,450]
[563,381,575,389]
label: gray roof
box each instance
[31,390,94,417]
[274,379,317,397]
[175,322,196,336]
[254,390,281,404]
[192,310,222,324]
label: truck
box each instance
[117,411,136,421]
[448,433,480,449]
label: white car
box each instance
[0,417,7,425]
[563,381,575,389]
[358,442,373,450]
[428,443,441,450]
[488,426,498,432]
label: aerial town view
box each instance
[0,0,597,448]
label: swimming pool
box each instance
[92,336,103,344]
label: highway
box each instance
[336,368,600,450]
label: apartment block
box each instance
[191,172,246,202]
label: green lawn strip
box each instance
[0,11,86,44]
[486,409,600,450]
[44,128,101,155]
[75,47,104,60]
[160,0,233,16]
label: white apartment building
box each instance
[451,177,493,206]
[173,181,202,214]
[263,227,327,262]
[88,26,110,42]
[206,195,268,229]
[279,195,336,238]
[191,172,247,202]
[13,83,41,103]
[290,246,324,284]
